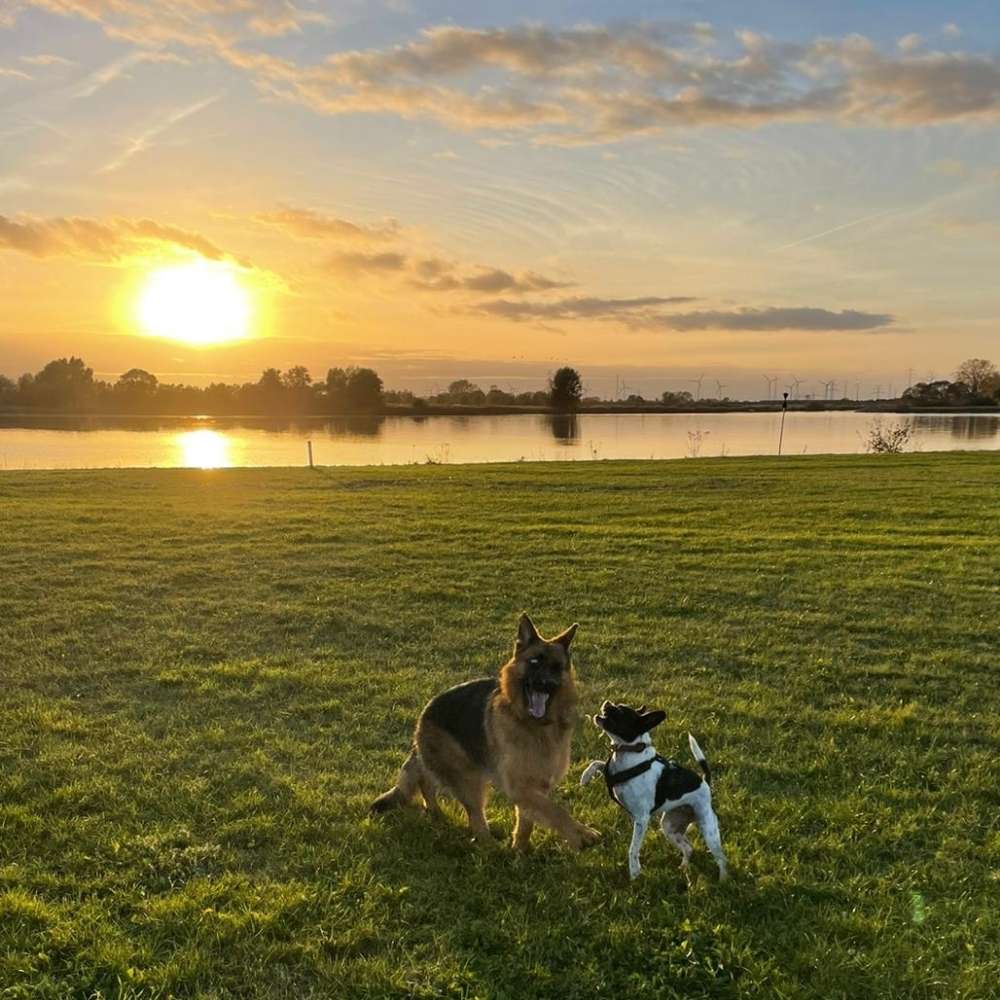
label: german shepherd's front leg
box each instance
[507,785,600,851]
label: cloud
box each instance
[943,23,962,40]
[75,49,187,98]
[414,264,573,293]
[209,24,1000,144]
[472,297,892,332]
[0,66,32,79]
[255,207,400,242]
[22,9,1000,143]
[474,295,697,321]
[0,213,241,264]
[98,95,219,173]
[21,53,75,66]
[652,307,894,331]
[329,250,408,272]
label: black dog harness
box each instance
[603,746,701,815]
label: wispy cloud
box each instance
[0,212,244,264]
[255,206,401,242]
[98,95,220,174]
[772,208,899,251]
[75,50,185,99]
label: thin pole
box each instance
[307,440,314,468]
[778,392,789,456]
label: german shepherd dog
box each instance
[370,614,601,851]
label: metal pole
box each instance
[778,392,789,456]
[307,440,314,468]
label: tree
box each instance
[954,358,998,395]
[549,366,583,411]
[27,357,96,410]
[282,366,312,390]
[0,374,15,408]
[346,367,384,411]
[114,369,159,412]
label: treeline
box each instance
[2,356,997,416]
[0,358,386,416]
[0,360,587,415]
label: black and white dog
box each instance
[580,700,728,880]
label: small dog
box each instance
[580,700,727,880]
[370,613,600,852]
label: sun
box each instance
[137,259,251,346]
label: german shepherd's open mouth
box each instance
[522,655,563,719]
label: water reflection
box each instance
[176,429,231,468]
[912,414,1000,440]
[546,412,579,444]
[323,415,385,438]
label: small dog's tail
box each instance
[688,733,712,785]
[369,748,423,814]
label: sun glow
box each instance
[137,259,251,346]
[176,428,231,468]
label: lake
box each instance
[1,411,998,470]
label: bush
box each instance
[864,418,912,454]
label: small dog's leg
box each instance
[661,810,694,870]
[580,761,605,786]
[628,815,650,879]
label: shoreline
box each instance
[2,402,998,422]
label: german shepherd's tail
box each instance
[369,749,424,814]
[688,734,712,785]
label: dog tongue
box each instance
[528,691,549,718]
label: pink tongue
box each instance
[528,691,549,718]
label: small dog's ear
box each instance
[551,622,578,650]
[639,709,666,733]
[637,704,647,714]
[516,612,540,650]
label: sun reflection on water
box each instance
[176,428,231,468]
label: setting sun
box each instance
[137,259,250,346]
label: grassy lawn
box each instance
[1,453,998,999]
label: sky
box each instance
[2,0,1000,399]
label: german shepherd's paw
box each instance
[567,824,602,850]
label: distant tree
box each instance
[447,379,479,396]
[954,358,998,395]
[0,374,15,408]
[345,367,384,412]
[114,368,159,412]
[485,386,515,406]
[26,357,96,410]
[661,389,694,407]
[549,366,583,411]
[324,366,383,412]
[903,379,983,407]
[282,366,312,390]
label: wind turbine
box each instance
[787,376,803,400]
[690,374,705,401]
[715,380,727,399]
[762,374,777,401]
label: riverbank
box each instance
[2,453,998,997]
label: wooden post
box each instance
[307,440,314,468]
[777,392,789,456]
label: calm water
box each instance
[1,412,998,470]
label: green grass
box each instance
[1,453,998,999]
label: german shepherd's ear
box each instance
[638,709,666,734]
[551,623,579,650]
[516,612,540,650]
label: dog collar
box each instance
[611,742,648,755]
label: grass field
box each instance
[1,453,998,999]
